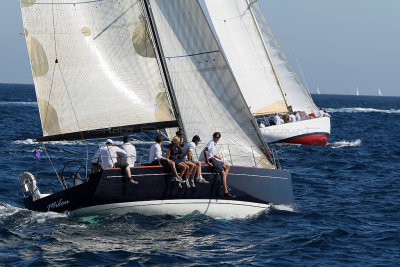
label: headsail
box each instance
[21,0,176,141]
[204,0,319,115]
[148,0,272,167]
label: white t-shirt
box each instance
[180,141,196,160]
[289,114,297,123]
[259,122,266,128]
[149,143,162,163]
[199,140,217,161]
[295,113,301,121]
[273,115,284,125]
[122,142,136,166]
[92,145,126,168]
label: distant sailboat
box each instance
[378,89,383,96]
[356,87,360,96]
[316,87,321,95]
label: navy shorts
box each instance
[209,158,225,173]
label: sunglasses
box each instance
[214,136,221,139]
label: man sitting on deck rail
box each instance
[148,134,185,183]
[91,139,137,184]
[179,135,209,187]
[121,135,138,184]
[199,132,235,199]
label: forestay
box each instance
[204,0,288,116]
[149,0,272,168]
[21,0,175,138]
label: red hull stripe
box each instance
[271,132,330,146]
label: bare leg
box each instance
[169,161,180,178]
[124,166,131,179]
[185,161,196,180]
[221,170,228,193]
[195,161,202,177]
[178,162,189,180]
[222,164,230,193]
[125,166,138,184]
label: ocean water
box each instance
[1,83,399,266]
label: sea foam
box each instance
[326,107,400,114]
[327,139,362,148]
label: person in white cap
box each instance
[92,139,137,184]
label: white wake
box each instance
[326,107,400,114]
[327,139,362,148]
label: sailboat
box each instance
[204,0,330,146]
[378,89,383,96]
[316,87,321,95]
[356,87,360,96]
[18,0,293,218]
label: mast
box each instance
[141,0,187,140]
[246,0,290,110]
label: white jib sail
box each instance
[21,0,174,137]
[251,2,319,114]
[204,0,288,116]
[149,0,272,168]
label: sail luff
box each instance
[149,0,273,167]
[140,0,186,139]
[246,0,290,110]
[203,0,288,116]
[250,2,319,114]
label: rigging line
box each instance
[42,143,66,189]
[271,0,311,95]
[213,0,258,22]
[93,2,137,40]
[56,63,86,141]
[42,0,58,134]
[42,62,57,135]
[51,0,58,59]
[50,1,85,142]
[21,0,106,5]
[165,50,220,60]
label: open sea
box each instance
[0,83,399,266]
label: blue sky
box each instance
[1,0,399,96]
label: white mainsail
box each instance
[149,0,271,167]
[204,0,319,115]
[356,87,360,96]
[378,89,383,96]
[21,0,175,138]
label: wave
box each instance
[0,101,37,106]
[271,204,297,213]
[326,107,400,114]
[327,139,362,148]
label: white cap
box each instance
[106,139,113,144]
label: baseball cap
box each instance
[192,135,201,142]
[106,139,113,144]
